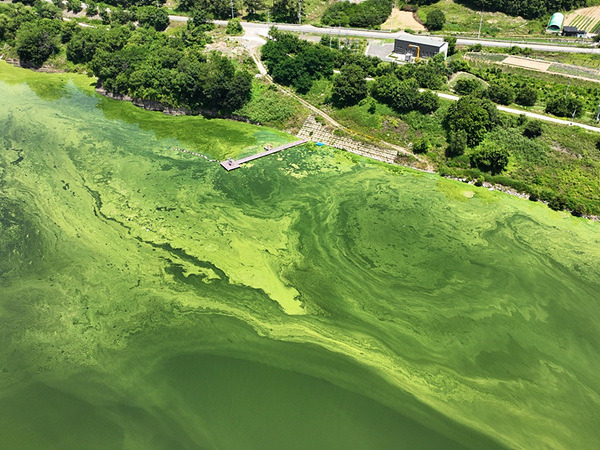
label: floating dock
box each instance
[220,139,308,171]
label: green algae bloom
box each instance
[1,61,600,449]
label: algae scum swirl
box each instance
[1,62,600,449]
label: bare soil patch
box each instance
[381,8,425,31]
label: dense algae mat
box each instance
[1,61,600,449]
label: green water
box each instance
[1,61,600,449]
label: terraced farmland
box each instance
[565,6,600,33]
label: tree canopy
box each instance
[446,95,499,147]
[321,0,392,28]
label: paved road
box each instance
[170,17,600,54]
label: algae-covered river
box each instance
[1,61,600,449]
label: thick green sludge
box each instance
[1,61,600,449]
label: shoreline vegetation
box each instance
[2,1,600,220]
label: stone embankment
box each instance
[96,87,255,123]
[297,115,399,165]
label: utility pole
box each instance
[595,103,600,123]
[565,81,571,97]
[230,0,234,19]
[478,11,483,39]
[338,23,341,50]
[298,0,302,24]
[267,11,270,26]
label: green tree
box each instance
[416,90,439,114]
[487,81,515,105]
[271,0,299,23]
[545,95,583,118]
[446,95,498,147]
[67,0,82,14]
[444,36,456,55]
[331,63,367,107]
[16,20,60,67]
[67,27,102,63]
[425,9,445,31]
[244,0,266,17]
[446,129,467,157]
[454,77,484,96]
[523,120,543,139]
[136,6,170,31]
[225,17,243,35]
[470,141,510,175]
[515,84,537,106]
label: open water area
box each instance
[1,61,600,449]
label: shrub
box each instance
[225,18,243,35]
[454,77,484,95]
[470,141,510,175]
[413,138,432,154]
[446,129,467,157]
[523,120,543,139]
[515,84,537,106]
[546,95,583,118]
[446,95,499,147]
[331,64,367,107]
[416,90,439,114]
[425,9,445,31]
[487,81,515,105]
[15,20,60,67]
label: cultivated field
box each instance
[564,6,600,33]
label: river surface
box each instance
[1,61,600,449]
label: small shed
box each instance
[547,13,565,32]
[562,26,586,37]
[393,35,448,59]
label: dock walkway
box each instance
[220,139,308,171]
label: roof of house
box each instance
[394,34,447,49]
[562,26,582,32]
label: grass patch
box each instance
[236,81,306,129]
[416,0,545,37]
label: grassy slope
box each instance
[417,0,546,36]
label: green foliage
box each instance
[395,55,447,90]
[331,64,367,107]
[425,9,445,31]
[487,80,515,105]
[67,0,82,14]
[470,140,510,175]
[236,84,297,125]
[444,36,457,56]
[545,95,583,118]
[15,19,60,67]
[515,84,537,107]
[454,77,484,96]
[416,90,439,114]
[86,1,98,17]
[523,120,543,139]
[36,2,62,20]
[244,0,266,17]
[271,0,299,23]
[446,129,467,157]
[136,6,170,31]
[262,29,352,92]
[470,0,585,20]
[225,17,243,35]
[446,95,498,147]
[413,137,432,154]
[321,0,392,28]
